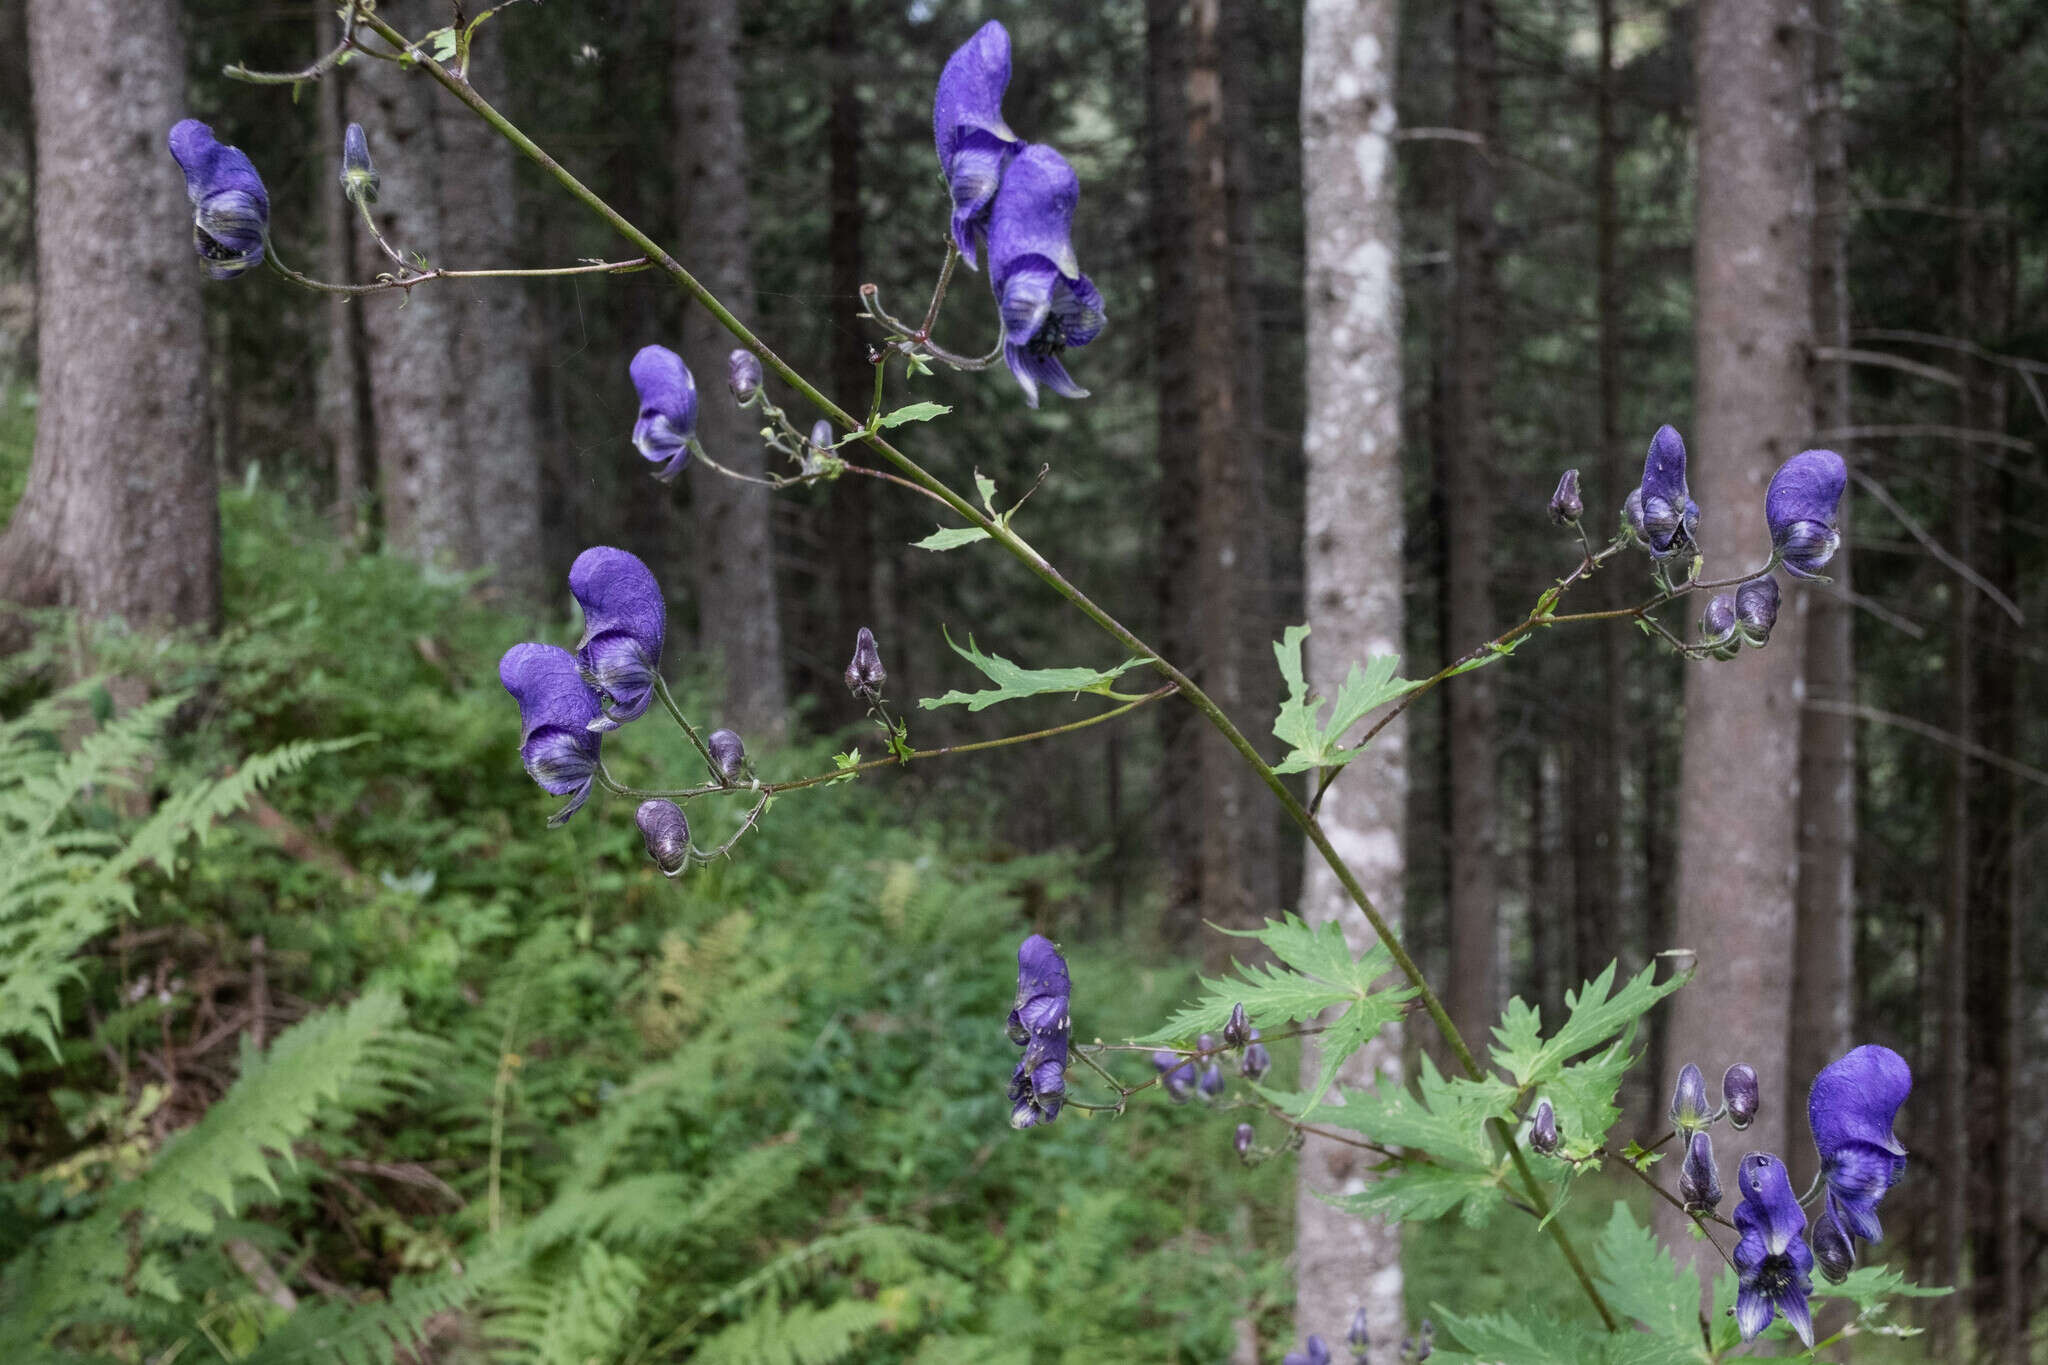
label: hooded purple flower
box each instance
[635,799,690,876]
[569,547,666,731]
[1723,1063,1760,1130]
[1623,425,1700,561]
[1670,1062,1712,1137]
[1679,1130,1722,1213]
[168,119,270,280]
[629,345,698,481]
[933,21,1024,267]
[1766,449,1848,578]
[499,643,603,825]
[986,145,1106,408]
[1808,1044,1911,1243]
[1732,1152,1815,1348]
[1700,595,1738,657]
[1007,934,1071,1128]
[1152,1049,1196,1102]
[1283,1335,1332,1365]
[1735,577,1781,647]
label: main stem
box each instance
[366,14,1615,1329]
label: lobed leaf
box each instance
[917,628,1147,712]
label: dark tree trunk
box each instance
[826,0,875,659]
[315,45,371,545]
[676,0,787,736]
[0,0,216,631]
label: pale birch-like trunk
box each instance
[1296,1,1407,1355]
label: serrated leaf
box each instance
[1593,1202,1707,1350]
[917,628,1147,712]
[1812,1264,1952,1312]
[973,471,997,512]
[912,526,990,551]
[877,401,951,428]
[1271,1054,1513,1166]
[1491,961,1689,1090]
[1270,625,1422,773]
[1429,1309,1604,1365]
[1329,1163,1503,1226]
[1542,1033,1638,1156]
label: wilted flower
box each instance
[1548,468,1583,525]
[706,729,746,782]
[1700,595,1740,659]
[1810,1208,1856,1283]
[1007,934,1072,1128]
[1724,1063,1760,1130]
[1223,1001,1251,1048]
[1679,1130,1722,1213]
[629,345,698,481]
[1529,1098,1559,1154]
[1622,425,1699,561]
[1808,1044,1911,1243]
[498,643,603,825]
[726,349,762,403]
[1670,1062,1712,1137]
[932,20,1024,267]
[339,122,378,205]
[1283,1335,1332,1365]
[1735,577,1780,647]
[1766,449,1848,579]
[1152,1050,1196,1102]
[986,145,1106,408]
[168,119,270,280]
[845,626,886,696]
[635,799,691,876]
[1234,1122,1254,1157]
[569,547,666,731]
[1239,1028,1272,1082]
[1732,1151,1815,1347]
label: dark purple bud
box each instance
[1624,425,1700,561]
[1529,1098,1559,1154]
[498,643,603,826]
[1347,1305,1371,1353]
[1223,1001,1251,1048]
[1766,449,1847,579]
[1810,1209,1855,1283]
[1808,1044,1911,1243]
[1283,1335,1332,1365]
[726,349,762,403]
[1151,1050,1196,1102]
[169,119,270,280]
[1700,594,1740,659]
[635,799,691,876]
[845,626,887,695]
[629,345,698,482]
[933,20,1024,268]
[1679,1130,1722,1212]
[1735,577,1780,647]
[1671,1062,1711,1136]
[1006,935,1072,1128]
[1198,1032,1217,1053]
[570,547,666,731]
[1239,1028,1271,1082]
[1199,1063,1224,1099]
[1234,1121,1254,1158]
[1548,468,1583,525]
[987,145,1105,408]
[1723,1063,1760,1130]
[340,121,378,205]
[1732,1152,1815,1347]
[706,729,746,782]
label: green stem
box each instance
[371,13,1615,1329]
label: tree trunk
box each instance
[676,0,787,737]
[826,0,875,660]
[315,45,371,545]
[1444,0,1501,1050]
[1296,0,1406,1354]
[0,0,216,631]
[1659,0,1812,1257]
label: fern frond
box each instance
[492,1242,646,1365]
[240,1269,481,1365]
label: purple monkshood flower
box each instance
[1767,448,1848,578]
[1549,467,1584,525]
[1735,577,1781,646]
[933,20,1024,268]
[569,547,666,731]
[635,799,690,876]
[1670,1061,1712,1136]
[1679,1130,1723,1213]
[169,120,270,280]
[1808,1044,1911,1244]
[629,345,698,481]
[499,643,603,826]
[1152,1049,1197,1102]
[340,122,378,205]
[1239,1027,1272,1082]
[1701,594,1740,659]
[1529,1098,1559,1154]
[1007,934,1072,1129]
[1811,1207,1856,1282]
[1732,1152,1816,1348]
[1623,425,1700,562]
[986,144,1106,408]
[1724,1063,1760,1130]
[1283,1335,1332,1365]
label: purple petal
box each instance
[500,643,603,747]
[569,547,666,720]
[1734,1286,1773,1342]
[629,346,698,473]
[1775,1283,1815,1348]
[1001,343,1087,410]
[1641,425,1690,510]
[933,21,1018,164]
[1732,1152,1805,1256]
[169,119,270,279]
[1810,1045,1911,1160]
[988,146,1084,287]
[944,132,1019,267]
[1766,449,1848,543]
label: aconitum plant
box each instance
[190,4,1933,1357]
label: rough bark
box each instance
[1296,0,1406,1353]
[1444,0,1501,1050]
[1659,0,1812,1257]
[826,0,875,657]
[0,0,216,631]
[316,43,370,544]
[676,0,787,736]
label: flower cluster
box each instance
[1006,934,1073,1129]
[168,120,271,281]
[934,23,1106,406]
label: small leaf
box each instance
[917,628,1147,713]
[876,401,951,429]
[974,471,998,514]
[1269,625,1423,773]
[912,527,991,552]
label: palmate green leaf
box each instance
[1593,1202,1709,1353]
[1269,624,1423,774]
[1813,1264,1952,1313]
[1490,961,1690,1090]
[918,628,1147,712]
[1543,1033,1638,1157]
[1270,1053,1514,1166]
[1428,1306,1605,1365]
[1331,1162,1504,1227]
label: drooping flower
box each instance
[845,626,886,696]
[1549,468,1583,525]
[1767,449,1848,579]
[168,119,270,280]
[706,729,746,782]
[629,345,698,481]
[636,799,691,876]
[1007,934,1071,1128]
[932,20,1024,267]
[1239,1028,1272,1082]
[1622,425,1700,561]
[1808,1044,1911,1243]
[339,122,379,205]
[1810,1208,1856,1283]
[1282,1335,1332,1365]
[1679,1130,1722,1213]
[499,643,603,825]
[1152,1049,1196,1102]
[726,349,762,403]
[1700,595,1740,660]
[569,547,666,731]
[1723,1063,1760,1130]
[1732,1152,1816,1347]
[1670,1062,1712,1137]
[1528,1098,1559,1154]
[986,145,1106,408]
[1735,577,1780,647]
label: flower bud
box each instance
[1347,1305,1371,1354]
[1199,1062,1224,1099]
[1234,1121,1254,1158]
[706,728,746,782]
[1735,576,1780,647]
[635,799,691,876]
[1700,595,1740,660]
[1548,468,1583,525]
[1239,1028,1271,1082]
[1811,1209,1855,1283]
[1722,1063,1759,1130]
[1152,1050,1195,1102]
[726,349,762,403]
[1529,1098,1559,1154]
[1223,1001,1251,1048]
[1678,1130,1722,1212]
[845,626,887,695]
[1670,1062,1712,1137]
[340,122,379,205]
[810,418,835,451]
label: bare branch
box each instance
[1850,470,2025,625]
